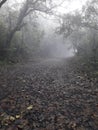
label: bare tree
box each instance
[5,0,56,49]
[57,0,98,66]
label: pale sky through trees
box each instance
[4,0,90,58]
[53,0,89,14]
[8,0,89,14]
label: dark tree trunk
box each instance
[5,0,29,48]
[92,30,97,68]
[0,0,7,8]
[6,30,16,48]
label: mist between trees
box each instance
[0,0,98,68]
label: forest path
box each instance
[0,58,98,130]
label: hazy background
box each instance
[1,0,95,62]
[3,0,77,59]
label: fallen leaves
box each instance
[27,105,33,110]
[0,101,35,128]
[68,121,77,129]
[9,116,15,121]
[16,115,20,119]
[0,59,98,130]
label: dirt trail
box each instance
[0,58,98,130]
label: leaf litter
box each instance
[0,58,98,130]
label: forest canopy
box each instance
[0,0,98,67]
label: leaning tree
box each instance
[0,0,7,8]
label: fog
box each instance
[40,31,74,58]
[1,1,98,129]
[38,16,74,59]
[2,0,87,60]
[0,0,91,62]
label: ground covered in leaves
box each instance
[0,58,98,130]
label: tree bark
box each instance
[5,0,29,48]
[0,0,7,8]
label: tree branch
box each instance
[0,0,7,8]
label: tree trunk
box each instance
[92,30,97,68]
[5,0,29,48]
[0,0,7,8]
[5,28,16,49]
